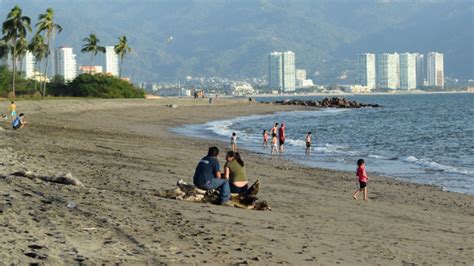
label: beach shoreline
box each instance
[1,98,473,264]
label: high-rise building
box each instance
[296,69,306,81]
[104,46,119,76]
[399,53,417,90]
[377,53,400,89]
[426,52,444,87]
[358,53,376,90]
[55,47,77,81]
[281,51,296,92]
[415,54,425,87]
[268,51,296,92]
[21,51,36,79]
[268,52,283,90]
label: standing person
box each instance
[9,101,16,121]
[352,159,369,202]
[271,133,279,155]
[278,123,286,153]
[262,129,269,148]
[209,97,213,104]
[193,146,231,206]
[305,131,312,155]
[270,122,279,135]
[12,113,27,130]
[223,151,249,194]
[230,132,237,152]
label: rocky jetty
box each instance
[267,97,381,108]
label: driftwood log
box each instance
[11,170,84,187]
[156,179,271,211]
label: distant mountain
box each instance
[1,0,472,83]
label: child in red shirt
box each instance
[352,159,369,202]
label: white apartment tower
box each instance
[426,52,444,87]
[55,47,77,81]
[269,52,283,90]
[415,54,425,87]
[21,51,36,79]
[268,51,296,92]
[281,51,296,92]
[358,53,376,90]
[399,53,417,90]
[377,53,400,90]
[104,46,119,76]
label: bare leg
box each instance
[352,189,360,200]
[364,187,368,202]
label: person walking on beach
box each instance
[230,132,237,152]
[193,146,231,205]
[262,129,269,148]
[278,123,286,153]
[12,113,27,130]
[352,159,369,202]
[9,101,16,121]
[271,133,279,155]
[305,131,312,155]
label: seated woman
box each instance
[223,151,249,194]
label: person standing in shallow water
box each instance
[230,132,237,152]
[305,131,312,155]
[278,123,286,153]
[262,129,269,148]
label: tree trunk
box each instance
[42,56,49,99]
[11,44,16,98]
[119,54,124,78]
[90,53,93,74]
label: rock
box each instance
[271,97,381,109]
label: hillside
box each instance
[1,0,472,83]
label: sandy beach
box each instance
[0,98,473,265]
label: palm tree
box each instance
[0,38,10,66]
[15,36,28,76]
[36,8,62,98]
[114,36,132,78]
[81,34,105,74]
[2,5,31,97]
[28,34,48,95]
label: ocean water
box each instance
[172,93,474,194]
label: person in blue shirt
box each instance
[12,113,26,130]
[193,146,231,205]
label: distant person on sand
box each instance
[223,151,248,194]
[278,123,286,153]
[9,101,16,120]
[209,97,213,104]
[271,133,279,155]
[12,113,27,130]
[352,159,369,202]
[262,129,268,148]
[193,146,231,205]
[305,131,312,155]
[230,132,237,152]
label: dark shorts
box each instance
[230,183,248,194]
[12,124,20,130]
[306,142,311,148]
[359,181,367,189]
[279,139,285,145]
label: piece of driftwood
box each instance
[156,179,271,211]
[11,170,84,187]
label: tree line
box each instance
[0,5,134,98]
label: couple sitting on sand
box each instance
[193,146,248,205]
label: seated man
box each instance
[12,113,26,130]
[193,146,231,205]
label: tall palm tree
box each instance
[2,5,31,97]
[81,34,105,74]
[15,36,28,76]
[28,34,48,95]
[114,36,132,78]
[0,38,10,66]
[36,8,62,98]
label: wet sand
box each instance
[0,98,473,264]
